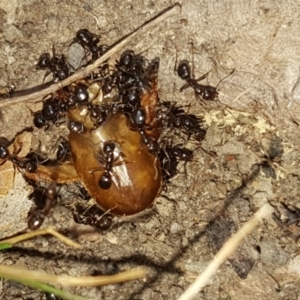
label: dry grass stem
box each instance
[0,265,147,287]
[0,4,180,109]
[0,226,81,248]
[177,203,275,300]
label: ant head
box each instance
[177,60,191,80]
[118,50,135,69]
[37,53,51,69]
[103,141,115,154]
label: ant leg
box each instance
[51,136,70,162]
[193,93,208,109]
[42,70,51,83]
[0,158,8,166]
[215,69,235,89]
[188,40,196,80]
[195,71,210,82]
[110,171,122,189]
[88,167,104,175]
[51,45,56,58]
[179,82,190,92]
[54,120,66,127]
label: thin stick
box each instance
[0,4,180,109]
[177,203,274,300]
[0,265,147,287]
[0,226,80,248]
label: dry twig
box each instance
[0,226,81,248]
[0,4,180,109]
[177,203,274,300]
[0,265,147,287]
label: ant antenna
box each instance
[215,68,235,89]
[188,40,196,79]
[166,38,179,76]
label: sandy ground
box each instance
[1,1,300,299]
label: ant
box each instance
[158,101,206,141]
[77,185,92,201]
[72,84,89,106]
[74,29,108,62]
[168,143,193,161]
[103,51,145,95]
[121,89,141,111]
[115,50,136,73]
[89,141,126,190]
[115,50,146,75]
[115,50,150,91]
[70,84,109,126]
[0,144,38,173]
[56,137,71,162]
[73,203,113,230]
[158,150,178,183]
[158,143,193,183]
[87,103,108,127]
[75,29,100,48]
[27,183,59,230]
[36,47,71,82]
[10,156,38,173]
[32,95,68,130]
[101,51,155,105]
[129,107,159,153]
[177,60,234,103]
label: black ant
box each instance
[74,29,108,62]
[10,156,38,173]
[75,29,100,48]
[158,101,206,141]
[27,183,59,230]
[56,137,71,162]
[102,75,118,95]
[158,150,178,183]
[115,50,150,91]
[129,107,159,153]
[72,84,89,106]
[0,144,9,160]
[89,141,126,189]
[116,50,135,73]
[101,51,154,103]
[116,50,146,75]
[73,203,113,230]
[168,143,193,161]
[177,60,234,103]
[121,89,141,111]
[77,185,92,201]
[70,84,109,126]
[87,103,108,127]
[36,47,70,82]
[0,144,38,173]
[158,143,193,183]
[32,95,68,130]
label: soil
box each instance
[1,1,300,299]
